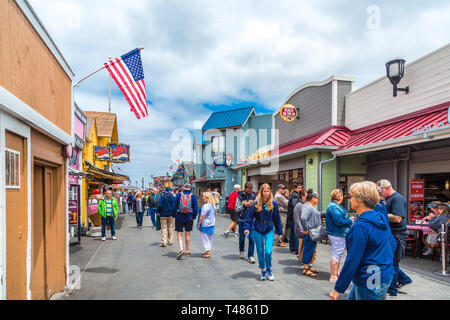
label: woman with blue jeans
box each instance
[244,184,283,281]
[330,181,396,301]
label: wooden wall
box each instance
[0,0,72,135]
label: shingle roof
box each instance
[84,111,117,138]
[202,107,255,131]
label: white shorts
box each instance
[328,235,346,262]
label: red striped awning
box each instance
[339,102,450,151]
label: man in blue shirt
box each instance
[378,179,413,296]
[235,182,257,264]
[174,184,198,260]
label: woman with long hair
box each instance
[244,184,283,281]
[197,192,216,258]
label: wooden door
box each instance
[31,165,46,299]
[43,167,57,298]
[5,130,28,300]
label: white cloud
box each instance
[28,0,450,183]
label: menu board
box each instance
[409,179,425,222]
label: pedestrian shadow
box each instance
[150,242,161,247]
[162,252,179,259]
[222,254,239,261]
[273,247,292,254]
[230,271,259,281]
[84,267,120,274]
[278,259,301,267]
[283,267,302,276]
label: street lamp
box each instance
[386,59,409,97]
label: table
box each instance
[407,224,433,259]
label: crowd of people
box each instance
[100,178,449,301]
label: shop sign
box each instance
[94,146,111,161]
[280,104,299,122]
[109,143,131,163]
[409,179,425,222]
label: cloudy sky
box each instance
[29,0,450,187]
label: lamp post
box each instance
[386,59,409,97]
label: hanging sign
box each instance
[280,104,299,122]
[94,146,111,161]
[109,143,131,163]
[409,179,425,222]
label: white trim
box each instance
[332,80,338,126]
[14,0,75,80]
[275,75,355,114]
[0,85,72,145]
[0,112,31,300]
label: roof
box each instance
[202,107,255,131]
[84,112,117,138]
[338,102,450,151]
[273,127,352,156]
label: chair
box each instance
[406,236,417,259]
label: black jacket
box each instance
[147,193,161,208]
[287,191,301,223]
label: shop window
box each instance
[5,149,20,188]
[212,136,225,154]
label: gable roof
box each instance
[202,107,255,131]
[84,111,117,138]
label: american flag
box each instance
[105,48,148,119]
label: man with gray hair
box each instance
[377,179,413,296]
[224,184,241,238]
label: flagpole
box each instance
[108,58,112,113]
[73,46,145,88]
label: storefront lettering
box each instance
[412,121,447,135]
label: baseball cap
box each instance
[377,179,392,188]
[277,184,286,190]
[184,184,192,190]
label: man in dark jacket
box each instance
[235,182,257,264]
[157,188,176,247]
[287,183,303,255]
[148,188,162,229]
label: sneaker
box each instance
[112,236,117,240]
[261,270,266,281]
[224,230,230,238]
[423,248,433,256]
[248,257,256,264]
[397,281,412,290]
[266,270,274,281]
[239,252,245,259]
[102,237,106,241]
[234,232,240,237]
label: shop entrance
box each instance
[31,164,64,300]
[415,173,450,212]
[5,130,28,300]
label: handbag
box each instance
[156,215,161,231]
[309,224,326,242]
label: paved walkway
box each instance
[65,213,450,300]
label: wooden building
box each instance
[0,0,74,299]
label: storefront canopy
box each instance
[84,160,130,182]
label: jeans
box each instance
[136,212,144,227]
[122,202,127,214]
[150,208,157,226]
[238,221,255,259]
[348,282,391,300]
[252,229,275,270]
[127,202,132,211]
[288,220,299,254]
[388,234,409,296]
[101,216,116,238]
[302,234,317,265]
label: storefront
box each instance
[336,44,450,222]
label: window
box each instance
[5,148,20,188]
[212,136,225,154]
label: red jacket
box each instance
[228,191,239,210]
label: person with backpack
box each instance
[148,188,161,229]
[174,184,199,260]
[157,188,177,247]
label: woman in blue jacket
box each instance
[326,189,354,283]
[330,181,396,300]
[244,184,283,281]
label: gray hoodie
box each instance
[300,202,322,231]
